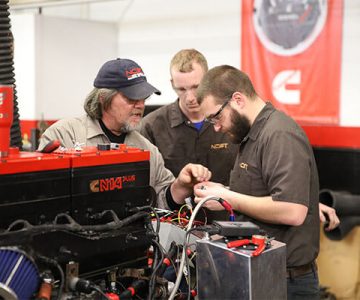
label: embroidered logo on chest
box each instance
[210,143,228,150]
[239,162,248,170]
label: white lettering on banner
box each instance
[272,70,301,105]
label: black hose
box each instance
[148,240,165,300]
[0,0,22,148]
[319,189,360,240]
[36,254,64,300]
[320,189,360,215]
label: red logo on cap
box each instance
[125,67,145,80]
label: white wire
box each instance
[168,195,221,300]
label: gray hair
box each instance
[84,88,118,119]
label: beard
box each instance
[121,121,141,133]
[227,108,251,144]
[120,110,143,133]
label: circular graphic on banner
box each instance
[253,0,328,56]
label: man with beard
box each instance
[38,58,212,209]
[140,49,338,230]
[194,65,321,300]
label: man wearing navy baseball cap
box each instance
[38,58,212,209]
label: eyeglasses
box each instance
[205,99,231,124]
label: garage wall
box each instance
[10,14,117,120]
[340,0,360,126]
[114,0,241,106]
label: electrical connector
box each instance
[212,221,260,237]
[190,225,221,236]
[217,198,235,221]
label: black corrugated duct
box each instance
[319,189,360,240]
[0,0,22,149]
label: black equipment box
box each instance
[0,152,71,229]
[0,146,153,275]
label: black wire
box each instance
[151,240,165,276]
[150,206,161,237]
[149,186,157,208]
[148,239,165,300]
[92,285,110,300]
[139,209,162,300]
[186,225,219,236]
[128,204,160,243]
[36,254,64,300]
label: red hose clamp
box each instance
[227,235,267,257]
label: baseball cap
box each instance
[94,58,161,99]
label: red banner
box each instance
[241,0,343,125]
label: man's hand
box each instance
[170,163,212,204]
[177,163,212,186]
[319,203,340,231]
[193,181,228,210]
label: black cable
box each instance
[157,241,177,277]
[119,279,147,299]
[70,277,110,299]
[149,186,157,208]
[148,239,165,300]
[36,255,64,300]
[187,225,220,236]
[127,205,161,243]
[92,285,110,300]
[150,206,161,237]
[140,211,162,300]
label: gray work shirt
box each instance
[38,115,175,209]
[230,102,320,267]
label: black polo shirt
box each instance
[230,102,319,267]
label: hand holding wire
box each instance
[193,181,230,211]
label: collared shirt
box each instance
[140,100,238,185]
[38,115,175,209]
[230,102,320,267]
